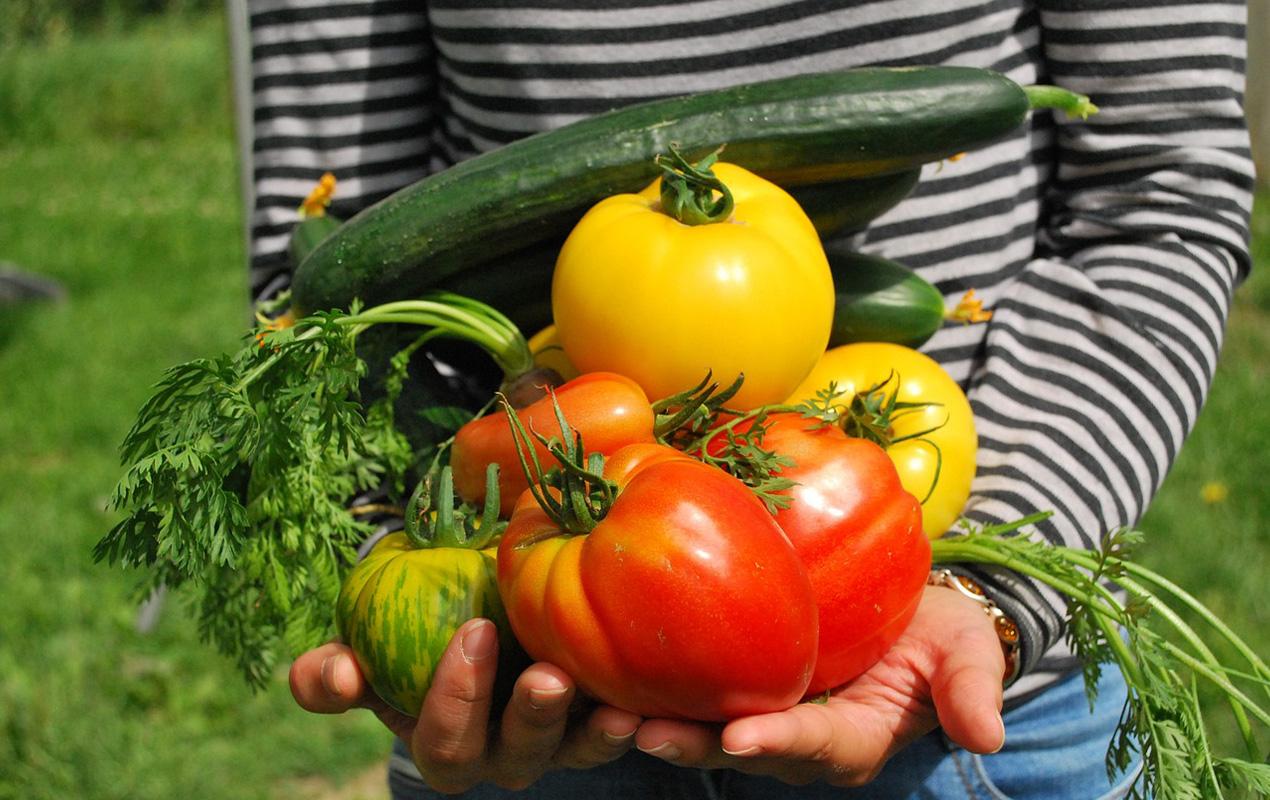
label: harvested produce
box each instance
[553,154,834,409]
[95,66,1269,796]
[787,343,977,538]
[291,67,1096,314]
[496,430,819,721]
[824,247,948,348]
[703,412,930,694]
[450,371,657,518]
[336,466,506,716]
[434,168,923,335]
[97,293,541,684]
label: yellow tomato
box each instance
[552,161,834,409]
[527,324,579,382]
[786,343,977,539]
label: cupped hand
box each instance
[289,618,642,793]
[634,585,1008,788]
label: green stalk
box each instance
[1160,645,1270,729]
[1053,547,1263,757]
[677,403,802,455]
[336,295,534,382]
[1023,84,1099,119]
[1087,552,1270,683]
[932,533,1269,770]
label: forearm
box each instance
[950,0,1253,683]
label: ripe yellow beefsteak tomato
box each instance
[551,157,834,409]
[786,342,977,539]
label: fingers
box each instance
[928,628,1006,754]
[486,663,577,789]
[289,641,364,714]
[294,628,643,794]
[411,618,501,793]
[635,718,722,768]
[556,703,642,769]
[289,641,421,741]
[636,708,866,786]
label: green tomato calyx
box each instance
[404,464,503,550]
[656,144,735,226]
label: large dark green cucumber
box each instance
[787,168,921,239]
[826,246,948,348]
[293,66,1053,314]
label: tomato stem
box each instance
[650,372,746,440]
[402,464,503,550]
[655,145,735,225]
[499,392,617,535]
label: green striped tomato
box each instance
[335,532,506,716]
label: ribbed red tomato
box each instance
[496,443,819,720]
[710,413,931,694]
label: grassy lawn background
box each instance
[0,12,1265,800]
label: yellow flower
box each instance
[947,289,993,324]
[1200,481,1229,505]
[255,310,296,348]
[298,172,337,218]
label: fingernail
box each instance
[602,728,637,746]
[989,711,1006,754]
[638,741,682,762]
[527,681,568,710]
[460,620,496,664]
[722,744,761,757]
[320,655,342,698]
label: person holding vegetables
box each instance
[248,1,1255,797]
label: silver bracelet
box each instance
[928,568,1022,685]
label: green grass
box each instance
[0,12,1265,800]
[0,15,389,800]
[1136,195,1270,762]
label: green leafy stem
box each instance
[932,517,1270,800]
[95,293,533,687]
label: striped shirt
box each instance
[244,0,1254,703]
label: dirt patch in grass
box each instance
[275,760,389,800]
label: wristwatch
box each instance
[928,568,1022,685]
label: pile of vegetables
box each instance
[98,66,1268,798]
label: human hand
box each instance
[289,617,642,793]
[634,585,1008,787]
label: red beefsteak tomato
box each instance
[709,413,931,694]
[496,442,819,720]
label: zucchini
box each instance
[826,247,948,348]
[293,67,1093,314]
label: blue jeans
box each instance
[388,667,1142,799]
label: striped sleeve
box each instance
[246,0,440,301]
[957,0,1255,691]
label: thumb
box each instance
[289,641,366,714]
[927,622,1007,754]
